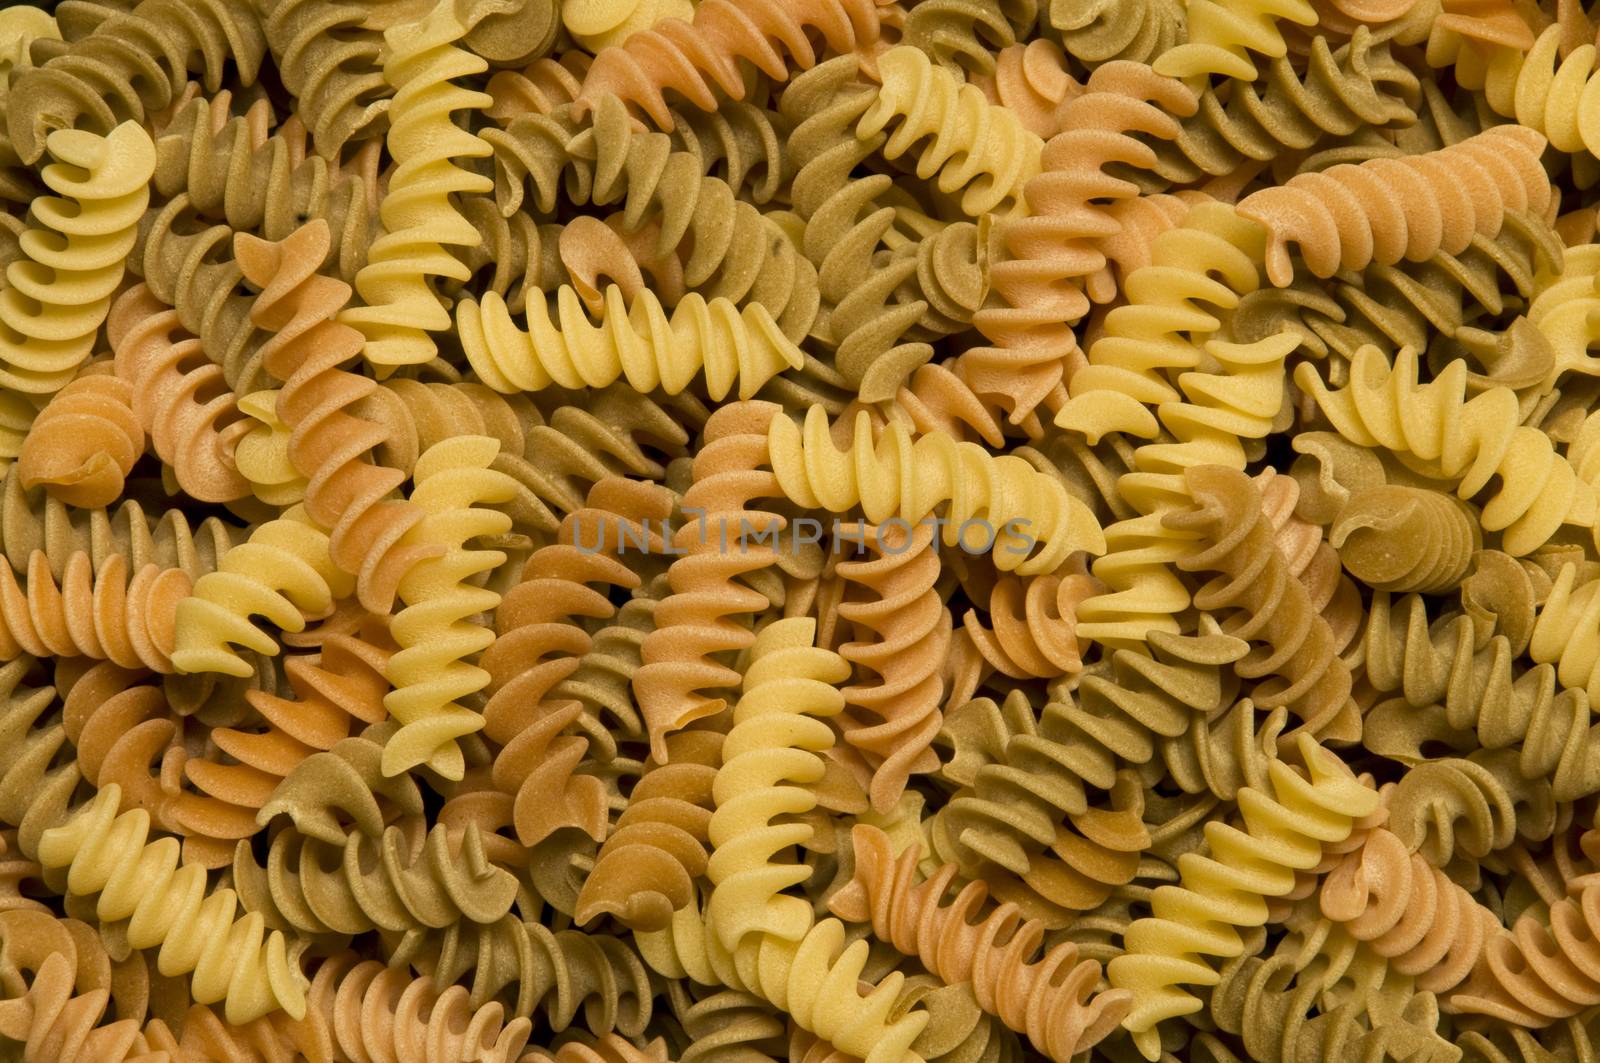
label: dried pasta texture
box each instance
[0,551,186,672]
[340,0,493,371]
[1153,0,1317,81]
[1107,736,1379,1057]
[0,121,151,396]
[259,0,388,161]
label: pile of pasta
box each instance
[8,0,1600,1059]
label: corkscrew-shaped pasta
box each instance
[3,0,266,165]
[575,0,893,130]
[638,895,928,1063]
[1331,483,1480,593]
[153,95,376,283]
[859,45,1043,217]
[1237,126,1553,287]
[106,283,250,504]
[340,0,492,371]
[1107,736,1380,1059]
[233,219,434,615]
[767,406,1104,575]
[705,617,847,948]
[833,520,948,813]
[35,783,308,1024]
[1453,870,1600,1026]
[259,0,388,161]
[635,402,786,760]
[1152,0,1317,82]
[0,121,150,395]
[1056,202,1268,444]
[961,569,1099,681]
[1167,465,1363,744]
[830,823,1132,1062]
[1154,31,1421,185]
[173,508,351,678]
[576,729,722,932]
[901,0,1020,75]
[234,819,520,940]
[0,551,186,672]
[481,478,664,847]
[1054,0,1186,65]
[1319,826,1494,994]
[971,61,1195,430]
[0,951,175,1062]
[459,284,804,402]
[55,659,176,831]
[176,622,393,861]
[16,370,142,509]
[1296,346,1593,556]
[383,435,516,782]
[1527,564,1600,705]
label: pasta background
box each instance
[2,2,1600,1063]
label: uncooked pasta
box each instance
[0,2,1598,1061]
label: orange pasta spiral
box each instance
[575,729,723,932]
[1319,825,1495,995]
[107,283,250,504]
[830,823,1132,1062]
[834,519,949,814]
[174,619,394,867]
[635,401,785,761]
[1165,465,1362,746]
[16,369,143,509]
[233,218,437,615]
[0,551,188,673]
[575,0,895,130]
[0,950,171,1062]
[961,568,1100,681]
[482,478,670,849]
[1237,125,1554,285]
[1453,869,1600,1026]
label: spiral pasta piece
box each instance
[16,369,142,509]
[767,405,1104,576]
[339,0,493,371]
[259,0,388,161]
[232,220,436,616]
[575,0,893,130]
[1296,346,1593,555]
[1153,0,1317,82]
[0,121,150,395]
[830,823,1132,1062]
[638,896,928,1063]
[961,569,1098,682]
[382,435,516,782]
[1453,870,1600,1026]
[0,950,173,1062]
[3,0,266,165]
[859,45,1043,218]
[634,402,786,760]
[702,617,846,949]
[1237,126,1553,287]
[459,284,804,401]
[172,508,352,678]
[0,550,185,672]
[1107,735,1379,1059]
[1319,826,1495,994]
[35,783,308,1024]
[576,729,722,932]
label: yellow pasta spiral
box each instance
[638,895,928,1063]
[1480,26,1600,163]
[1295,346,1594,555]
[0,121,151,395]
[1107,735,1379,1059]
[767,406,1105,575]
[172,507,353,678]
[340,0,493,372]
[859,45,1044,217]
[35,783,309,1024]
[383,435,516,782]
[1152,0,1317,82]
[458,285,804,401]
[706,617,849,949]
